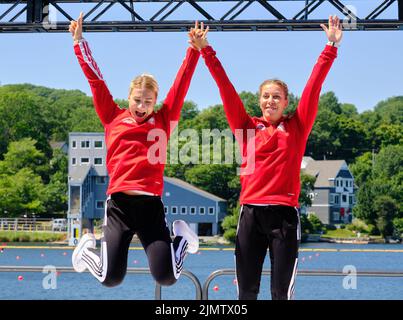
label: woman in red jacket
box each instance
[190,17,342,299]
[69,14,199,287]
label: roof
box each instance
[302,158,348,188]
[69,165,92,183]
[163,177,227,202]
[49,141,67,150]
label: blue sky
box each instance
[0,1,402,113]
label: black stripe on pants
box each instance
[235,205,300,300]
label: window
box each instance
[171,206,178,215]
[349,196,353,205]
[72,140,77,149]
[342,195,347,203]
[199,207,205,215]
[71,158,77,166]
[190,207,196,215]
[94,140,103,148]
[208,207,215,215]
[336,180,339,187]
[164,206,168,215]
[80,158,90,165]
[81,140,90,148]
[330,194,334,204]
[94,158,103,165]
[96,201,105,209]
[180,206,187,215]
[95,176,106,184]
[334,195,339,204]
[333,211,340,222]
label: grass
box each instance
[321,229,359,239]
[0,231,66,243]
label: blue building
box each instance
[67,132,227,245]
[301,157,356,225]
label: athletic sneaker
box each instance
[172,220,199,254]
[72,233,96,273]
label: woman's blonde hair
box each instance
[259,79,289,99]
[128,73,159,98]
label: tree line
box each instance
[0,84,401,237]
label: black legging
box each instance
[235,205,300,300]
[81,193,187,287]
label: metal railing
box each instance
[1,266,403,300]
[0,218,59,232]
[0,266,202,300]
[202,269,403,300]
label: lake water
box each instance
[0,242,402,300]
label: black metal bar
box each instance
[50,1,73,21]
[256,0,286,20]
[160,1,184,21]
[9,5,27,22]
[187,0,214,20]
[365,0,395,19]
[304,0,308,20]
[1,0,403,33]
[129,0,134,21]
[2,19,403,33]
[92,1,114,22]
[83,0,106,21]
[150,0,174,21]
[0,0,22,21]
[398,0,403,20]
[229,1,252,21]
[293,0,324,20]
[117,0,144,21]
[328,0,359,21]
[220,0,244,21]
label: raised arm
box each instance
[158,23,201,136]
[295,15,342,138]
[69,13,120,126]
[192,22,254,133]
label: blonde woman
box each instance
[70,14,200,287]
[190,17,342,300]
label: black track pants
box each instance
[81,193,188,287]
[235,205,300,300]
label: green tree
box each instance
[0,168,46,217]
[184,164,238,203]
[340,103,358,117]
[0,138,49,182]
[0,90,52,158]
[221,203,241,243]
[350,152,373,187]
[308,214,324,233]
[374,123,403,148]
[44,148,68,215]
[374,195,398,237]
[373,96,403,125]
[299,172,316,208]
[318,91,342,114]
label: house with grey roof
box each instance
[67,132,227,245]
[301,157,356,225]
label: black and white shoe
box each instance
[172,220,199,254]
[72,233,96,273]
